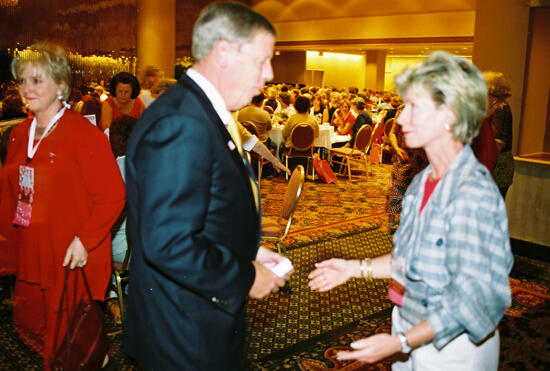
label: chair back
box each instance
[371,121,383,146]
[289,124,315,151]
[241,121,259,137]
[354,125,373,151]
[383,118,394,139]
[282,165,305,220]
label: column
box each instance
[365,50,386,91]
[472,0,530,155]
[137,0,176,79]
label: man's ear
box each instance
[211,40,235,69]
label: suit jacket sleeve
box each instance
[131,114,256,314]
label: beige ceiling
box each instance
[251,0,477,57]
[252,0,477,23]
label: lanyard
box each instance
[27,105,67,161]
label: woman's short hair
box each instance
[151,78,177,96]
[141,65,163,89]
[192,2,276,62]
[109,72,141,99]
[395,51,487,144]
[11,42,72,101]
[80,95,102,124]
[351,97,366,111]
[294,95,310,114]
[484,71,511,100]
[278,91,291,106]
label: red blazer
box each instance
[0,110,125,300]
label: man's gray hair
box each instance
[192,2,276,62]
[395,51,488,144]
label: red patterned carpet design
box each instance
[259,164,392,247]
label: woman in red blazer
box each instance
[0,42,125,369]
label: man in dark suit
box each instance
[123,3,290,369]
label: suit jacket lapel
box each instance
[178,75,259,217]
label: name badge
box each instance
[388,256,406,306]
[13,165,35,227]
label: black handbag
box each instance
[50,267,109,370]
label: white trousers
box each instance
[391,307,500,371]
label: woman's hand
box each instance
[308,258,358,291]
[336,333,402,364]
[63,237,88,269]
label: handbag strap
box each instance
[52,267,70,358]
[51,267,95,359]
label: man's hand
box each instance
[249,246,291,298]
[249,261,286,299]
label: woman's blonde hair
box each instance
[395,51,487,144]
[484,71,511,99]
[11,42,72,101]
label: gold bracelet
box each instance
[364,258,373,281]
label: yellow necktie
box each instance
[226,118,259,213]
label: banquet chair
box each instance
[110,210,131,324]
[261,165,305,253]
[383,118,394,143]
[112,244,131,323]
[263,105,274,116]
[281,124,315,180]
[240,121,270,186]
[329,124,373,182]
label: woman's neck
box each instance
[115,97,133,113]
[35,101,63,129]
[425,137,463,180]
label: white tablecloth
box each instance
[269,124,349,158]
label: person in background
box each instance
[123,3,290,369]
[347,97,373,148]
[80,91,103,127]
[105,115,137,324]
[94,85,108,102]
[264,86,280,112]
[232,113,290,176]
[310,94,329,124]
[1,86,27,120]
[282,95,319,148]
[100,72,145,131]
[0,42,125,369]
[309,51,513,371]
[68,88,84,113]
[138,65,163,108]
[380,113,428,233]
[332,99,355,135]
[274,91,296,123]
[238,92,272,142]
[150,77,177,98]
[483,71,514,199]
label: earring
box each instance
[444,123,451,131]
[58,94,63,101]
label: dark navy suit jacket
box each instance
[123,74,260,370]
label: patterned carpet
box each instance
[1,167,549,370]
[245,228,394,363]
[259,163,392,247]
